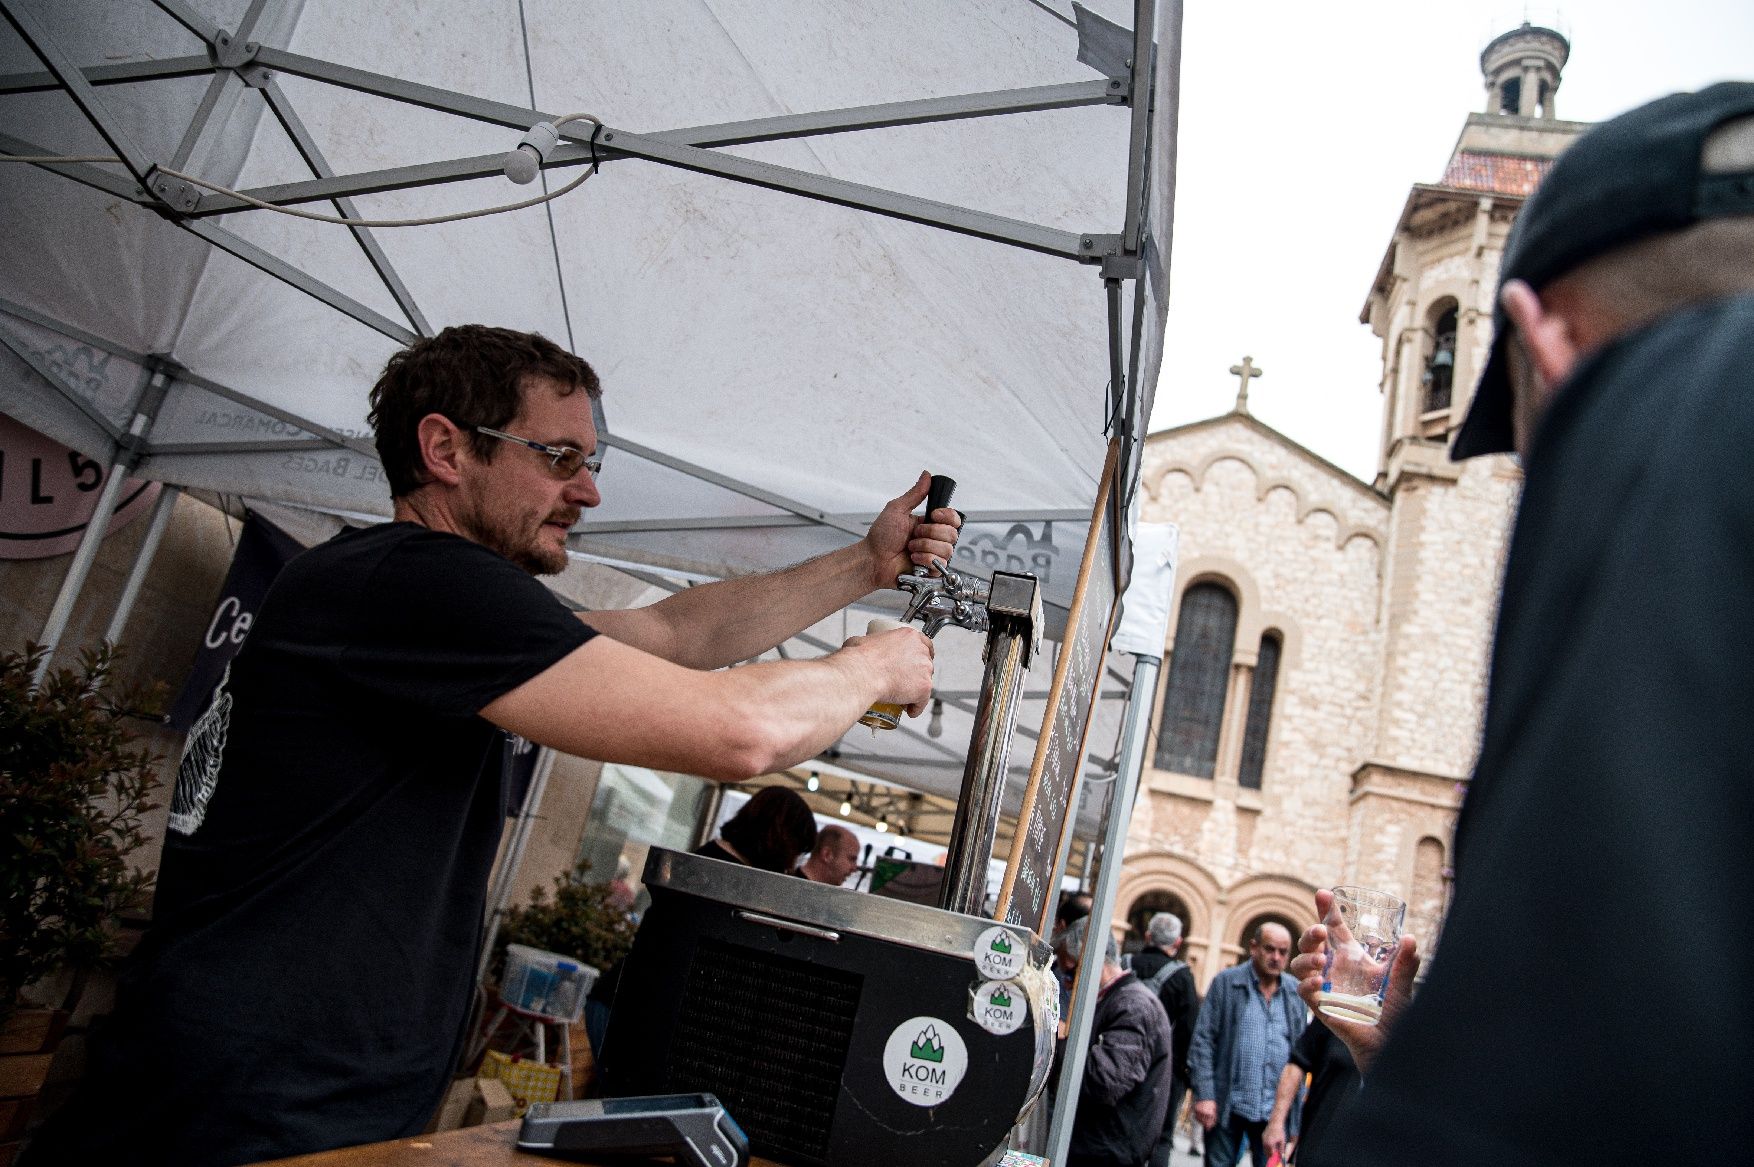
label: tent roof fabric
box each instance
[1,0,1180,827]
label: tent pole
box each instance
[102,485,182,648]
[476,743,559,987]
[1042,649,1160,1166]
[33,362,174,684]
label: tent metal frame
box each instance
[1,0,1170,578]
[5,0,1178,817]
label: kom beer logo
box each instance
[882,1017,968,1107]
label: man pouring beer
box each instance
[24,325,961,1167]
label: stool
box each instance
[479,999,573,1101]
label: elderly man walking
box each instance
[1059,918,1175,1167]
[1188,923,1305,1167]
[1131,913,1199,1167]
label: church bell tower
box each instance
[1347,25,1588,922]
[1361,21,1580,488]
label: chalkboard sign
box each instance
[995,440,1121,932]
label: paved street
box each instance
[1168,1136,1205,1166]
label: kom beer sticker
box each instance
[973,925,1026,980]
[971,979,1028,1036]
[882,1017,969,1107]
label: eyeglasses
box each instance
[475,426,602,479]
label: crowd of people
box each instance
[1053,911,1359,1167]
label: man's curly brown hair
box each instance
[367,325,600,498]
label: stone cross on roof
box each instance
[1229,356,1263,414]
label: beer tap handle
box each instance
[922,475,957,581]
[927,474,957,518]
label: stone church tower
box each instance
[1115,25,1586,986]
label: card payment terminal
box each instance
[516,1093,749,1167]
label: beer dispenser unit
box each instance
[603,475,1053,1167]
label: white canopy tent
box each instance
[0,0,1180,837]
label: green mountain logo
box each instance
[989,934,1013,956]
[910,1025,946,1063]
[990,988,1013,1009]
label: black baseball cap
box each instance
[1452,81,1754,460]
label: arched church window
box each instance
[1498,76,1521,115]
[1423,302,1458,414]
[1411,836,1450,954]
[1155,582,1237,778]
[1237,631,1282,790]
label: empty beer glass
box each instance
[1314,885,1406,1026]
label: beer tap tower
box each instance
[892,476,1044,916]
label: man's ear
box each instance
[1499,279,1581,388]
[414,413,468,487]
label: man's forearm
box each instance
[482,631,924,782]
[1265,1061,1302,1130]
[591,540,885,669]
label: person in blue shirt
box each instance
[1188,924,1306,1167]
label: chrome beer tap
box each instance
[896,476,992,638]
[899,558,991,637]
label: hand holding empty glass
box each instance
[1314,885,1406,1026]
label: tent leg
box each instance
[1042,650,1161,1165]
[33,462,131,682]
[32,363,173,684]
[477,744,559,985]
[102,485,182,648]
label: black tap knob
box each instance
[927,474,957,517]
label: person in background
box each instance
[606,856,637,913]
[1051,891,1098,1027]
[1188,924,1305,1167]
[697,786,818,873]
[1287,84,1754,1166]
[795,823,861,886]
[1262,1015,1357,1167]
[1058,918,1175,1167]
[1133,912,1199,1167]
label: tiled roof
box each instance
[1440,151,1553,196]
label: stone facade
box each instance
[1115,32,1587,989]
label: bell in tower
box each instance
[1480,22,1570,120]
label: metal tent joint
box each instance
[1079,233,1124,261]
[208,30,271,87]
[146,166,202,214]
[210,31,260,71]
[1100,252,1143,280]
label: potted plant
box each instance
[476,862,637,1095]
[493,861,638,983]
[0,645,160,1156]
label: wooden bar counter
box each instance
[254,1121,781,1167]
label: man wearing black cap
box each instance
[1288,82,1754,1165]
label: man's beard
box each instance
[467,500,576,576]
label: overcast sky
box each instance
[1148,1,1754,481]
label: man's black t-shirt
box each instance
[1285,1018,1357,1167]
[26,523,594,1167]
